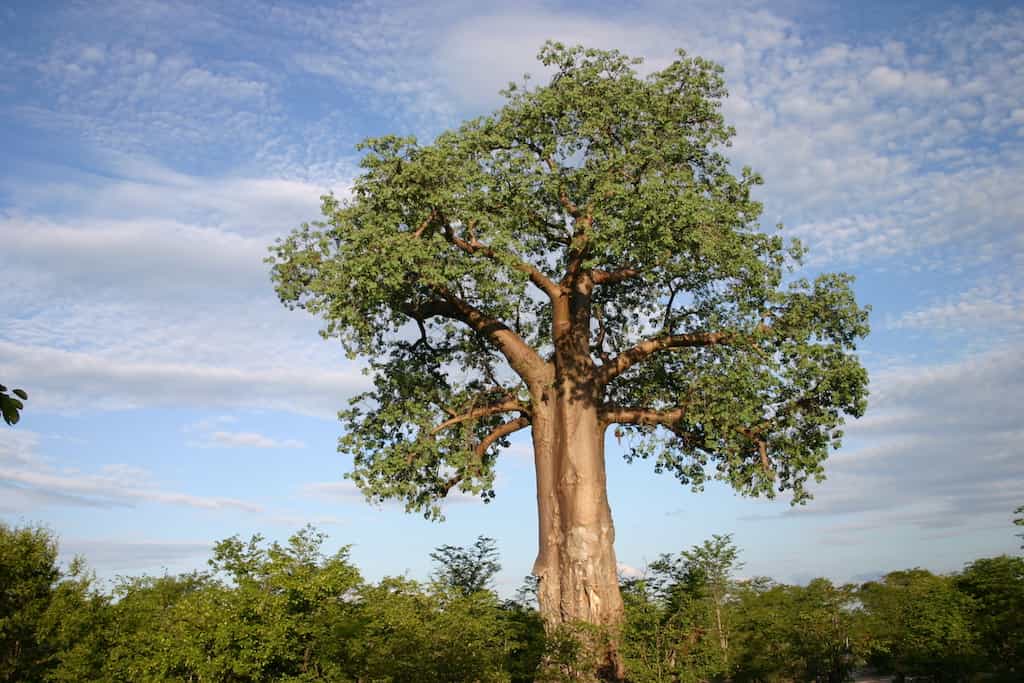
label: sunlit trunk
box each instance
[526,278,626,680]
[530,379,564,626]
[531,374,626,681]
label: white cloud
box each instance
[11,1,1022,272]
[0,341,367,417]
[301,480,366,502]
[0,431,264,513]
[0,157,368,419]
[785,346,1024,531]
[887,275,1024,340]
[207,431,305,449]
[2,160,342,237]
[264,512,348,528]
[866,65,950,97]
[177,67,266,99]
[2,217,268,297]
[437,13,672,108]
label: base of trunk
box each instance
[531,398,626,681]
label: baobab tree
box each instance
[269,42,869,680]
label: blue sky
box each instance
[2,0,1022,593]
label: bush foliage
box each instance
[1,521,1021,682]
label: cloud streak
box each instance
[782,347,1024,533]
[0,431,263,513]
[0,342,367,416]
[207,431,305,449]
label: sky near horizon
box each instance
[1,0,1022,593]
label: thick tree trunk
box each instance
[530,378,564,627]
[531,377,626,681]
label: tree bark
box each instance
[520,268,626,679]
[530,374,626,680]
[530,375,564,631]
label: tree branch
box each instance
[399,291,546,385]
[441,222,563,300]
[431,398,531,435]
[598,331,732,385]
[433,287,548,385]
[736,427,773,476]
[476,415,531,457]
[662,283,680,331]
[600,406,687,428]
[545,157,580,217]
[442,416,531,495]
[592,268,641,285]
[411,208,438,238]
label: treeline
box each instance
[1,523,1021,682]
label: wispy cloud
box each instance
[887,275,1024,341]
[181,415,305,449]
[781,347,1024,531]
[0,431,264,513]
[0,342,367,416]
[206,431,305,449]
[300,480,366,502]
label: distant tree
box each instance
[0,523,59,681]
[103,571,214,680]
[859,569,979,681]
[621,575,716,683]
[729,577,864,683]
[203,526,363,680]
[649,534,742,674]
[729,578,798,682]
[620,535,743,681]
[429,535,502,596]
[0,524,113,682]
[787,579,861,683]
[955,555,1024,680]
[512,574,541,609]
[34,556,110,682]
[270,41,869,678]
[104,527,363,681]
[350,576,511,683]
[0,385,27,426]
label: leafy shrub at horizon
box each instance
[1,521,1021,682]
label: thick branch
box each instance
[476,415,531,456]
[600,406,687,428]
[399,292,545,384]
[442,222,562,299]
[592,268,641,285]
[411,209,438,238]
[431,398,531,435]
[434,287,548,384]
[442,416,531,495]
[598,331,732,385]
